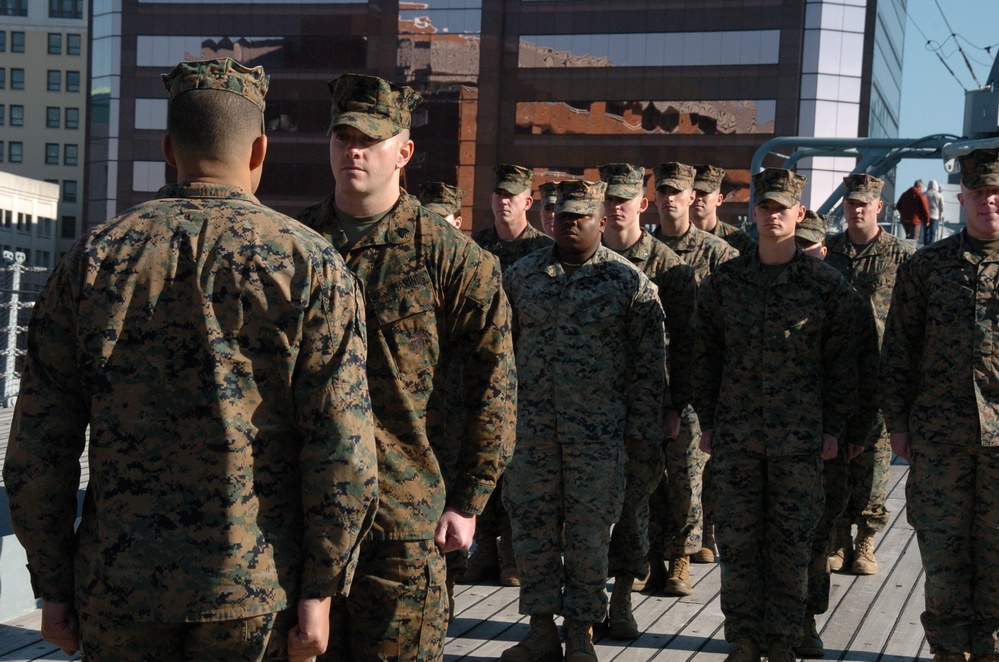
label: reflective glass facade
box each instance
[87,0,904,231]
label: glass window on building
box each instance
[48,70,60,91]
[47,106,60,127]
[46,143,60,164]
[10,104,22,126]
[49,0,81,19]
[1,0,28,16]
[64,144,78,166]
[65,107,79,129]
[61,215,76,238]
[11,68,23,89]
[11,31,23,52]
[0,69,5,89]
[0,141,3,162]
[48,33,62,54]
[63,180,77,202]
[0,105,4,126]
[66,71,80,92]
[38,218,53,237]
[67,33,80,55]
[10,141,22,163]
[0,32,5,52]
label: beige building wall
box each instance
[0,171,60,269]
[0,0,87,265]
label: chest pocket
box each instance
[369,268,438,375]
[577,295,625,331]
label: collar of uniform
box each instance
[743,245,807,286]
[156,181,259,204]
[541,244,610,280]
[610,230,653,263]
[959,228,999,264]
[342,190,420,250]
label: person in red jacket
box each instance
[895,179,930,240]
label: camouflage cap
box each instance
[796,209,827,244]
[417,182,464,217]
[693,164,726,193]
[598,163,645,200]
[539,181,559,208]
[752,168,806,207]
[842,173,884,203]
[653,162,696,191]
[958,148,999,189]
[556,180,608,216]
[327,74,422,140]
[493,164,534,195]
[162,58,269,114]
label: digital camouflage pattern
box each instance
[161,58,269,113]
[653,224,739,283]
[648,405,708,558]
[692,164,725,193]
[605,231,699,575]
[958,147,999,189]
[843,173,885,203]
[796,210,827,245]
[538,181,559,207]
[599,163,646,200]
[3,183,378,622]
[881,231,999,447]
[327,74,422,140]
[417,182,464,218]
[555,179,607,215]
[826,227,913,533]
[752,168,806,207]
[881,226,999,656]
[493,164,534,195]
[695,249,858,644]
[502,244,666,621]
[654,162,696,191]
[709,220,758,256]
[296,191,517,539]
[471,222,553,272]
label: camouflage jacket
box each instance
[297,191,517,539]
[881,231,999,446]
[825,229,914,341]
[711,220,758,256]
[3,183,378,621]
[472,222,554,272]
[503,245,667,446]
[695,249,858,456]
[655,224,740,283]
[608,231,697,412]
[847,285,882,450]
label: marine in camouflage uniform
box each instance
[297,74,517,662]
[418,181,465,231]
[881,148,999,661]
[691,164,758,255]
[649,162,737,596]
[794,211,879,656]
[462,165,554,588]
[824,174,915,576]
[599,163,698,637]
[2,58,379,662]
[539,180,559,237]
[502,180,667,662]
[695,169,857,661]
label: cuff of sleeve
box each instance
[448,479,494,517]
[30,563,74,603]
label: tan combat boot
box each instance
[851,528,879,575]
[691,523,716,563]
[564,619,597,662]
[796,612,824,657]
[828,523,853,572]
[723,638,761,662]
[457,539,500,584]
[662,555,693,596]
[607,577,639,640]
[767,640,797,662]
[639,551,667,593]
[499,534,521,586]
[500,614,563,662]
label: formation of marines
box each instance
[3,59,996,662]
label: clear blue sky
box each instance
[895,0,999,190]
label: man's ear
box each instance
[162,134,177,168]
[250,134,268,172]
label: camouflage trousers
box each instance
[323,539,447,662]
[504,437,627,622]
[907,441,999,657]
[649,407,707,558]
[712,448,823,645]
[806,451,851,614]
[78,608,296,661]
[469,477,516,567]
[841,414,891,533]
[607,439,666,579]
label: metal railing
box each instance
[0,252,51,407]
